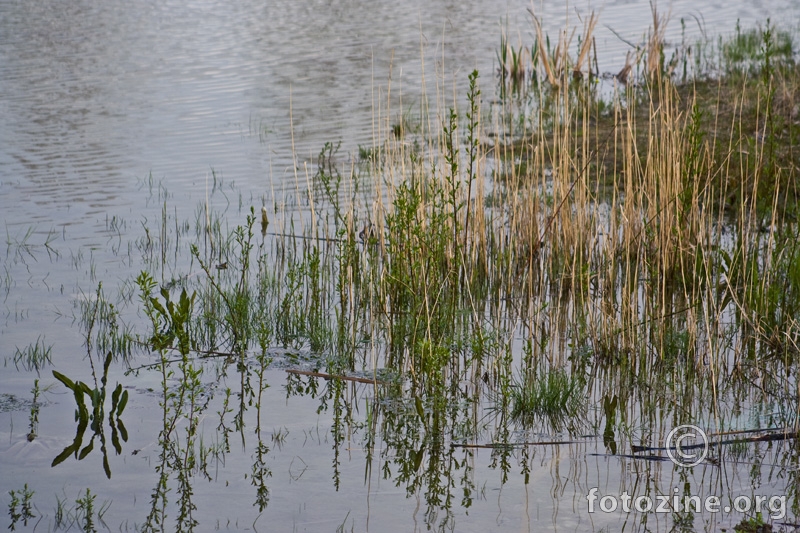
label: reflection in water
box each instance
[61,181,790,530]
[2,0,800,531]
[50,346,129,478]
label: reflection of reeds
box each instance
[120,13,800,429]
[68,13,800,525]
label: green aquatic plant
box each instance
[508,368,586,433]
[357,143,383,164]
[76,283,134,362]
[722,19,794,76]
[28,379,41,441]
[314,141,347,229]
[190,207,255,358]
[74,487,109,533]
[12,335,52,373]
[7,484,35,531]
[4,225,36,265]
[732,512,769,533]
[136,271,205,531]
[497,29,528,98]
[463,69,481,274]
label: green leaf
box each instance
[102,352,112,386]
[78,438,94,460]
[117,418,128,442]
[413,444,425,472]
[73,388,88,415]
[51,443,78,468]
[76,405,89,434]
[110,421,122,455]
[117,390,128,416]
[150,297,167,319]
[91,388,102,409]
[179,289,191,315]
[52,370,76,391]
[111,384,121,412]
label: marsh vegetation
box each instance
[5,9,800,532]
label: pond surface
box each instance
[1,0,799,531]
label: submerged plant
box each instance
[497,28,528,98]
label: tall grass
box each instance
[49,9,800,529]
[118,6,800,444]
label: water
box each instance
[1,0,798,531]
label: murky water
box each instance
[1,0,799,531]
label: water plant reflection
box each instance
[24,12,800,531]
[50,352,129,479]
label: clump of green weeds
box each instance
[722,19,795,76]
[732,512,769,533]
[136,271,205,531]
[74,488,109,533]
[7,484,35,531]
[46,489,109,533]
[12,335,52,373]
[508,368,586,433]
[191,208,256,358]
[497,28,530,98]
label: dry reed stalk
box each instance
[616,52,633,85]
[530,10,560,87]
[557,28,576,80]
[469,137,488,270]
[572,88,597,262]
[574,12,598,78]
[646,2,670,79]
[619,94,643,257]
[648,82,686,275]
[609,94,645,354]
